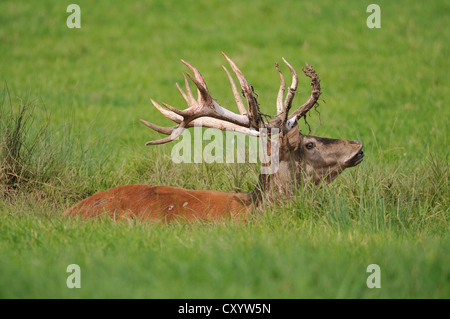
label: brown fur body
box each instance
[66,184,253,222]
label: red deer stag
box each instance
[66,53,364,222]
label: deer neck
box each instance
[251,155,303,206]
[250,127,305,206]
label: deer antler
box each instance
[141,55,266,145]
[141,54,321,145]
[221,52,263,128]
[269,61,321,133]
[287,63,321,122]
[272,58,299,134]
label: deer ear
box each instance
[281,124,303,152]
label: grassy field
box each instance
[0,0,448,298]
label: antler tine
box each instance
[150,98,183,122]
[181,59,208,89]
[141,99,187,145]
[176,82,190,106]
[221,52,262,128]
[278,58,299,133]
[184,72,211,105]
[281,57,298,117]
[287,63,321,122]
[144,123,187,146]
[176,73,196,107]
[275,62,285,115]
[183,73,196,105]
[181,59,212,105]
[140,119,177,135]
[222,65,247,115]
[221,53,247,88]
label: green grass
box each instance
[0,0,448,298]
[0,214,448,298]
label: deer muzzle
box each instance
[345,141,364,167]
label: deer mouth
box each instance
[346,147,365,167]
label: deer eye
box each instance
[305,142,314,150]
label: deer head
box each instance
[140,53,364,203]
